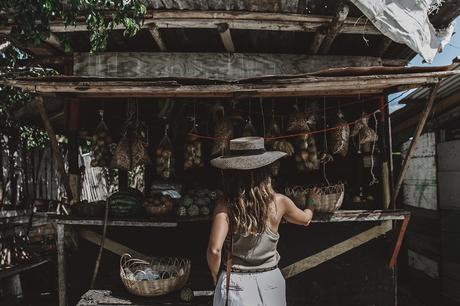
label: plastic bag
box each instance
[91,110,113,167]
[184,126,204,170]
[156,125,175,179]
[110,134,131,170]
[242,117,256,137]
[328,110,350,157]
[131,124,151,168]
[286,104,310,132]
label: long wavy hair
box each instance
[221,165,275,236]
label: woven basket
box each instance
[285,183,345,212]
[120,254,191,297]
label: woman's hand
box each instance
[306,187,320,210]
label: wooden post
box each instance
[67,98,80,204]
[148,23,167,51]
[388,215,411,268]
[217,23,235,53]
[57,223,67,306]
[391,83,440,208]
[309,26,327,54]
[35,97,73,202]
[318,3,350,54]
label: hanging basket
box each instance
[120,254,191,297]
[285,183,345,212]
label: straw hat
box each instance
[210,137,286,170]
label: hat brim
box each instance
[210,151,286,170]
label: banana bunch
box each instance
[272,139,295,156]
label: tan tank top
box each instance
[230,226,280,271]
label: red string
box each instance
[189,99,388,141]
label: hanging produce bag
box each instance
[211,107,233,156]
[184,126,204,170]
[91,110,113,167]
[131,125,151,168]
[286,104,310,132]
[156,125,175,180]
[265,119,280,148]
[328,110,350,157]
[110,133,132,171]
[351,115,378,145]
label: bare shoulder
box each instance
[274,193,294,209]
[213,197,228,215]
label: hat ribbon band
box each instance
[227,148,266,157]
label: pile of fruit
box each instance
[177,188,222,218]
[144,193,175,216]
[109,188,143,217]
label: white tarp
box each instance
[350,0,454,63]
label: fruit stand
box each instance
[1,1,459,305]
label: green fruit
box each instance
[200,206,210,216]
[177,206,187,217]
[180,287,194,302]
[195,198,207,207]
[187,205,200,217]
[181,196,193,208]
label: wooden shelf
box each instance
[0,259,50,280]
[77,289,210,306]
[51,210,409,227]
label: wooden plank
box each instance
[318,3,349,54]
[217,23,235,53]
[73,52,388,80]
[392,83,440,208]
[79,229,150,261]
[0,11,380,35]
[0,259,50,280]
[389,215,411,268]
[147,24,167,51]
[308,26,327,55]
[55,218,178,227]
[57,223,66,306]
[4,72,449,98]
[35,97,73,202]
[281,221,392,279]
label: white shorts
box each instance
[213,268,286,306]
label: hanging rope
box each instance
[322,97,330,186]
[369,112,379,186]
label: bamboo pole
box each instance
[35,97,73,202]
[391,83,440,207]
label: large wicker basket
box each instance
[285,183,344,212]
[120,254,191,297]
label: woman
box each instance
[207,137,319,306]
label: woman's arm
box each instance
[207,201,229,286]
[280,189,319,226]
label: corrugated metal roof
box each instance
[398,64,460,104]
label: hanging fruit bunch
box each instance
[184,121,204,170]
[211,105,234,156]
[328,109,350,157]
[156,124,175,180]
[91,110,113,167]
[111,109,134,171]
[287,104,319,172]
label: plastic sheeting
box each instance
[350,0,454,63]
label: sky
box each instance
[388,16,460,113]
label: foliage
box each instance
[0,46,51,148]
[1,0,148,52]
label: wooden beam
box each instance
[79,229,151,261]
[281,221,392,279]
[0,11,380,35]
[73,52,393,81]
[44,33,64,53]
[318,3,350,54]
[391,83,440,208]
[56,223,66,306]
[147,23,167,51]
[309,26,327,55]
[6,71,451,98]
[35,97,73,202]
[217,23,235,53]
